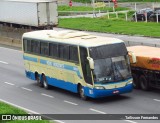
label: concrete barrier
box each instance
[0,36,21,48]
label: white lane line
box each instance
[153,99,160,102]
[0,61,9,64]
[0,99,65,123]
[124,120,137,123]
[89,108,106,114]
[0,98,39,114]
[64,100,78,106]
[54,120,65,123]
[21,87,32,92]
[41,93,54,98]
[4,82,15,86]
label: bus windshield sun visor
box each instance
[89,43,127,60]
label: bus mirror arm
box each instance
[128,51,137,64]
[87,57,94,70]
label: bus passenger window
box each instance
[49,43,58,58]
[31,40,40,54]
[69,46,79,63]
[40,42,49,56]
[26,40,31,52]
[59,44,69,60]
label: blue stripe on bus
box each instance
[23,55,38,62]
[24,55,82,79]
[25,70,133,98]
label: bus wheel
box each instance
[36,73,41,86]
[42,75,49,89]
[132,73,140,89]
[78,85,87,100]
[139,75,149,91]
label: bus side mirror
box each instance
[87,57,94,70]
[128,51,137,64]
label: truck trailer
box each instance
[127,46,160,90]
[0,0,58,28]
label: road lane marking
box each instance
[4,82,15,86]
[89,108,106,114]
[153,99,160,102]
[64,100,78,106]
[54,120,65,123]
[0,61,9,64]
[124,120,137,123]
[0,98,39,114]
[41,93,54,98]
[21,87,32,92]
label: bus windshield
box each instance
[93,56,131,83]
[89,43,131,84]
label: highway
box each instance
[0,46,160,123]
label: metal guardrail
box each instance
[125,41,160,48]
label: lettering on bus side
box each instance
[46,61,65,69]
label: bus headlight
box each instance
[95,86,105,89]
[127,80,133,85]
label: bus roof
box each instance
[22,30,124,47]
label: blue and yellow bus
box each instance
[22,30,133,100]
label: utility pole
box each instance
[92,0,96,17]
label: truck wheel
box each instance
[42,75,50,89]
[78,85,87,100]
[139,75,149,91]
[132,73,140,89]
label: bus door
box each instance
[80,47,93,86]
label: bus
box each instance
[22,30,133,100]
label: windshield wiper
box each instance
[113,63,125,81]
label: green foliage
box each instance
[0,102,26,114]
[72,0,91,3]
[59,17,160,37]
[58,5,129,12]
[72,0,160,2]
[0,102,51,123]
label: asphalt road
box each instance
[0,46,160,123]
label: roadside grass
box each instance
[72,0,160,3]
[58,5,129,12]
[58,17,160,37]
[0,102,51,123]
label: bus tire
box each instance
[132,73,140,89]
[78,85,87,100]
[42,75,50,89]
[35,72,42,86]
[139,75,149,91]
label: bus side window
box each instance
[26,40,31,52]
[49,43,58,58]
[80,47,93,85]
[31,40,40,54]
[59,44,69,60]
[69,46,79,63]
[40,42,49,56]
[23,39,27,52]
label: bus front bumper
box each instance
[84,83,133,98]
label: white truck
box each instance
[0,0,58,29]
